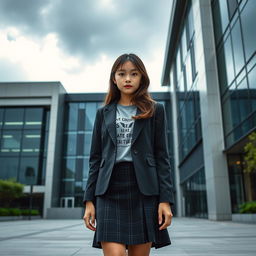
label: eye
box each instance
[132,72,138,76]
[118,72,125,76]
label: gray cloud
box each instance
[0,0,171,61]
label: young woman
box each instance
[83,53,174,256]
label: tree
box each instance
[244,131,256,174]
[0,178,24,207]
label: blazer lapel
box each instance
[103,100,146,147]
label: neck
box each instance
[118,95,133,106]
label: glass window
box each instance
[231,19,245,75]
[0,157,19,180]
[85,103,97,131]
[21,130,41,155]
[240,0,256,61]
[63,181,74,195]
[19,157,39,185]
[0,108,3,128]
[1,130,22,155]
[66,132,77,155]
[248,66,256,111]
[64,158,75,179]
[83,157,89,180]
[84,131,92,155]
[218,0,229,33]
[224,35,235,86]
[227,0,238,19]
[4,108,24,129]
[186,52,193,89]
[217,44,228,94]
[237,79,250,121]
[188,6,194,41]
[67,103,78,131]
[24,108,43,129]
[181,29,187,63]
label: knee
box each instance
[101,242,126,256]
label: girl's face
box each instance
[113,61,142,97]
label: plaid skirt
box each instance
[92,161,171,249]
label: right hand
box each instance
[83,201,96,231]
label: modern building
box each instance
[0,82,174,218]
[162,0,256,221]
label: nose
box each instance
[125,74,131,82]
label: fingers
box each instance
[83,212,96,231]
[158,211,173,230]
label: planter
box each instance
[232,213,256,224]
[0,215,41,221]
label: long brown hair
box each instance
[104,53,156,119]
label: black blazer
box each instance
[83,100,175,206]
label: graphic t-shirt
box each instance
[115,103,137,163]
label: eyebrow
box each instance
[117,68,139,72]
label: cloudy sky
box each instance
[0,0,172,93]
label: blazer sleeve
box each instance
[83,107,102,206]
[154,103,175,206]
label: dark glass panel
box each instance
[63,181,74,195]
[248,66,256,111]
[227,0,238,19]
[84,131,92,155]
[64,158,75,179]
[24,108,43,129]
[0,130,22,155]
[85,103,97,131]
[217,44,229,94]
[218,0,229,33]
[83,157,89,180]
[240,0,256,61]
[224,35,235,86]
[0,108,3,129]
[4,108,24,129]
[21,130,41,155]
[0,157,19,180]
[19,157,39,185]
[67,103,78,131]
[231,18,245,75]
[66,132,77,155]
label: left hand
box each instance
[158,202,173,230]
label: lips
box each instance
[124,85,132,88]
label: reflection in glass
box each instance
[21,130,41,154]
[224,35,235,86]
[240,0,256,61]
[85,103,97,131]
[182,167,207,218]
[231,18,244,76]
[67,103,78,131]
[19,157,39,185]
[4,108,24,129]
[0,157,19,180]
[24,108,43,129]
[1,130,22,154]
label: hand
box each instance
[83,201,96,231]
[158,202,173,230]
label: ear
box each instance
[112,78,117,84]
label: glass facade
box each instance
[182,167,208,218]
[61,102,102,207]
[170,2,207,218]
[213,0,256,148]
[0,107,49,185]
[212,0,256,211]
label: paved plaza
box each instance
[0,217,255,256]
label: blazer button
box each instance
[133,149,138,154]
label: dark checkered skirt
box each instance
[92,161,171,249]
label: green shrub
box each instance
[238,201,256,213]
[0,178,24,207]
[0,208,9,216]
[8,208,22,216]
[21,209,40,216]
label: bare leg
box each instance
[128,242,152,256]
[101,242,127,256]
